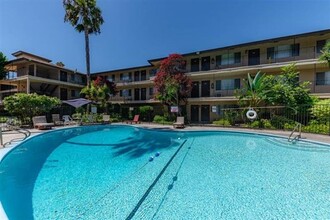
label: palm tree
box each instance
[319,41,330,67]
[236,71,267,107]
[63,0,104,87]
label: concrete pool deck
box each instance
[0,123,330,151]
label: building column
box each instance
[27,78,30,94]
[34,64,37,76]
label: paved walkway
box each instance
[1,123,330,151]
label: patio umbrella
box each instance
[62,98,92,108]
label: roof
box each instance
[92,64,153,75]
[5,58,85,75]
[12,51,52,63]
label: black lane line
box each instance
[125,139,188,220]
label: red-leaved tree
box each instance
[154,54,192,116]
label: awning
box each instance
[62,98,91,108]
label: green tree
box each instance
[0,52,8,80]
[319,41,330,67]
[3,93,60,124]
[63,0,104,87]
[262,64,315,108]
[236,71,267,107]
[80,76,117,109]
[154,54,192,116]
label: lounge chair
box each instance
[32,116,54,130]
[102,114,111,124]
[126,115,141,124]
[52,114,64,126]
[62,115,76,126]
[173,116,185,129]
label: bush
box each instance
[270,115,295,129]
[139,105,154,122]
[213,119,231,126]
[250,120,260,128]
[261,119,274,129]
[311,99,330,122]
[153,115,172,124]
[303,120,330,135]
[3,93,60,125]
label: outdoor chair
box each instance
[62,115,76,126]
[32,116,54,130]
[102,114,111,124]
[173,116,185,129]
[52,114,64,126]
[126,115,141,124]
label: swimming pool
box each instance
[0,125,330,219]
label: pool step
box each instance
[265,137,330,153]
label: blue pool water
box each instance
[0,125,330,219]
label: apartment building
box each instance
[0,51,86,102]
[97,29,330,123]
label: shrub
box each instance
[250,120,261,128]
[153,115,172,124]
[303,120,330,135]
[213,119,231,126]
[261,119,274,129]
[284,123,295,130]
[3,93,60,125]
[270,115,295,129]
[311,99,330,122]
[139,105,154,122]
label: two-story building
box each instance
[1,51,86,102]
[93,29,330,123]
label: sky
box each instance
[0,0,330,74]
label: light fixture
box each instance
[211,83,214,89]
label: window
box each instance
[120,89,131,97]
[216,52,241,66]
[215,79,240,90]
[71,90,77,97]
[317,39,330,53]
[70,74,75,82]
[107,75,115,82]
[267,44,300,59]
[60,71,68,82]
[149,69,157,78]
[149,87,154,96]
[141,88,146,100]
[28,65,34,75]
[120,72,132,81]
[134,71,140,81]
[141,70,146,81]
[316,71,330,85]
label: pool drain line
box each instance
[151,138,195,219]
[67,160,151,219]
[125,139,188,220]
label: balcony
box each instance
[186,46,319,75]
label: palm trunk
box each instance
[85,29,91,87]
[85,29,91,113]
